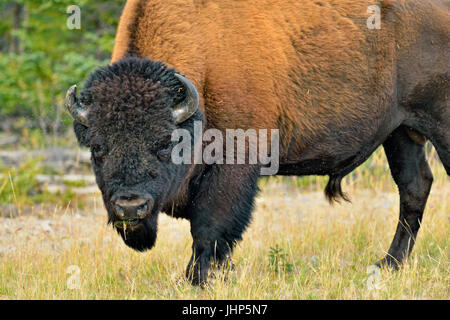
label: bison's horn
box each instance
[64,85,88,126]
[172,74,199,124]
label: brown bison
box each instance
[65,0,449,284]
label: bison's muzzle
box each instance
[111,192,153,227]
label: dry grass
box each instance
[0,147,448,299]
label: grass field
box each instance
[0,146,448,299]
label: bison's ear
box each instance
[74,121,90,147]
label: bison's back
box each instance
[112,1,413,159]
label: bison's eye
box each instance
[157,146,172,161]
[92,146,106,162]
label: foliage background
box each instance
[0,0,123,133]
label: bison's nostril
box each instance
[114,204,125,218]
[136,203,148,218]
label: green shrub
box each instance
[0,1,123,129]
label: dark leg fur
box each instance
[377,127,433,268]
[429,124,450,175]
[185,165,259,285]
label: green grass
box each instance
[0,157,83,211]
[0,157,45,206]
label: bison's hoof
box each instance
[375,256,401,270]
[187,274,207,287]
[185,267,208,286]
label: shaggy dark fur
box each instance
[75,57,200,251]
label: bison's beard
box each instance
[115,214,158,251]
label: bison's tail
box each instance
[325,174,351,204]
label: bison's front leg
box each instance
[185,164,260,285]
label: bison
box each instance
[65,0,449,285]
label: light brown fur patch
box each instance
[111,0,142,63]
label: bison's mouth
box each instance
[114,218,143,230]
[114,213,158,252]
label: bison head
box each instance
[65,57,202,251]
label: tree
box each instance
[0,0,124,133]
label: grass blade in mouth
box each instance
[114,220,133,228]
[113,220,140,239]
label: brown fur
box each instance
[112,0,447,153]
[111,0,142,62]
